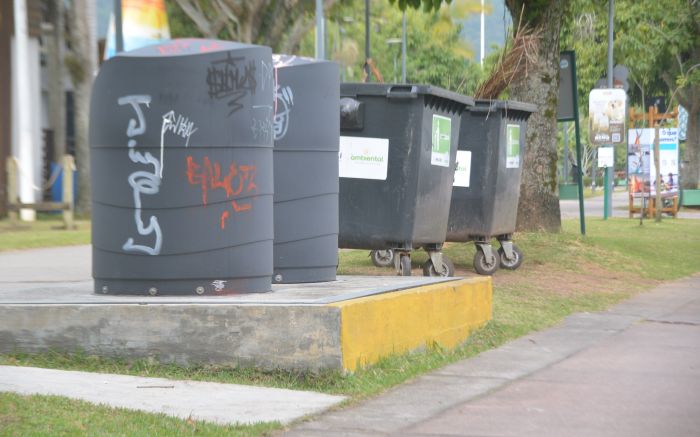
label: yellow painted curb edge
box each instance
[328,277,493,372]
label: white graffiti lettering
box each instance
[260,60,274,92]
[252,105,274,143]
[160,110,198,178]
[118,95,162,256]
[273,85,294,140]
[211,280,227,292]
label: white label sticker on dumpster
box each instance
[339,136,389,180]
[506,124,521,169]
[431,114,452,167]
[453,150,472,187]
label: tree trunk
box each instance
[47,0,66,160]
[67,0,97,215]
[683,103,700,189]
[508,2,564,232]
[0,0,13,218]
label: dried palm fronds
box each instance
[474,23,541,99]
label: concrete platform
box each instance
[0,246,492,372]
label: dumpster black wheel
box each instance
[422,256,455,277]
[398,254,412,276]
[498,244,523,270]
[473,250,499,275]
[370,249,395,268]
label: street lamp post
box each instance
[386,38,402,83]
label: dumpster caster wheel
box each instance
[498,244,523,270]
[397,254,412,276]
[474,250,499,275]
[370,249,395,268]
[422,256,455,277]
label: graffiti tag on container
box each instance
[186,156,257,230]
[251,105,274,142]
[118,94,163,256]
[274,85,294,140]
[206,51,257,117]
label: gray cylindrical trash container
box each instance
[272,55,339,284]
[447,99,536,275]
[90,38,274,295]
[338,83,473,276]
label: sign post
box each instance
[589,88,627,219]
[598,146,614,217]
[558,50,585,235]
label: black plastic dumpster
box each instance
[339,83,474,276]
[90,38,274,295]
[272,55,339,283]
[447,99,537,275]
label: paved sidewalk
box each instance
[285,275,700,436]
[0,366,345,425]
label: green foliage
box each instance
[165,0,203,38]
[304,1,483,93]
[562,0,700,108]
[390,0,451,12]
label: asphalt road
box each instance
[559,187,700,220]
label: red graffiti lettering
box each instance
[220,210,230,229]
[231,200,251,213]
[186,155,257,230]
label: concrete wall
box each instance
[0,304,343,371]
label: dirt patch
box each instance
[454,259,658,297]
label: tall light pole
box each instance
[315,0,325,59]
[401,11,407,83]
[115,0,124,53]
[604,0,614,218]
[364,0,370,80]
[480,0,485,67]
[387,38,402,83]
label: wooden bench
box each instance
[629,193,678,218]
[5,155,75,229]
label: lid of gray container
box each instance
[472,99,537,114]
[340,83,475,107]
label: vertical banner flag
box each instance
[105,0,171,59]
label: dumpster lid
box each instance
[473,99,538,114]
[341,83,475,107]
[116,38,264,57]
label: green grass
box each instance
[0,392,279,437]
[1,217,700,435]
[0,216,90,252]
